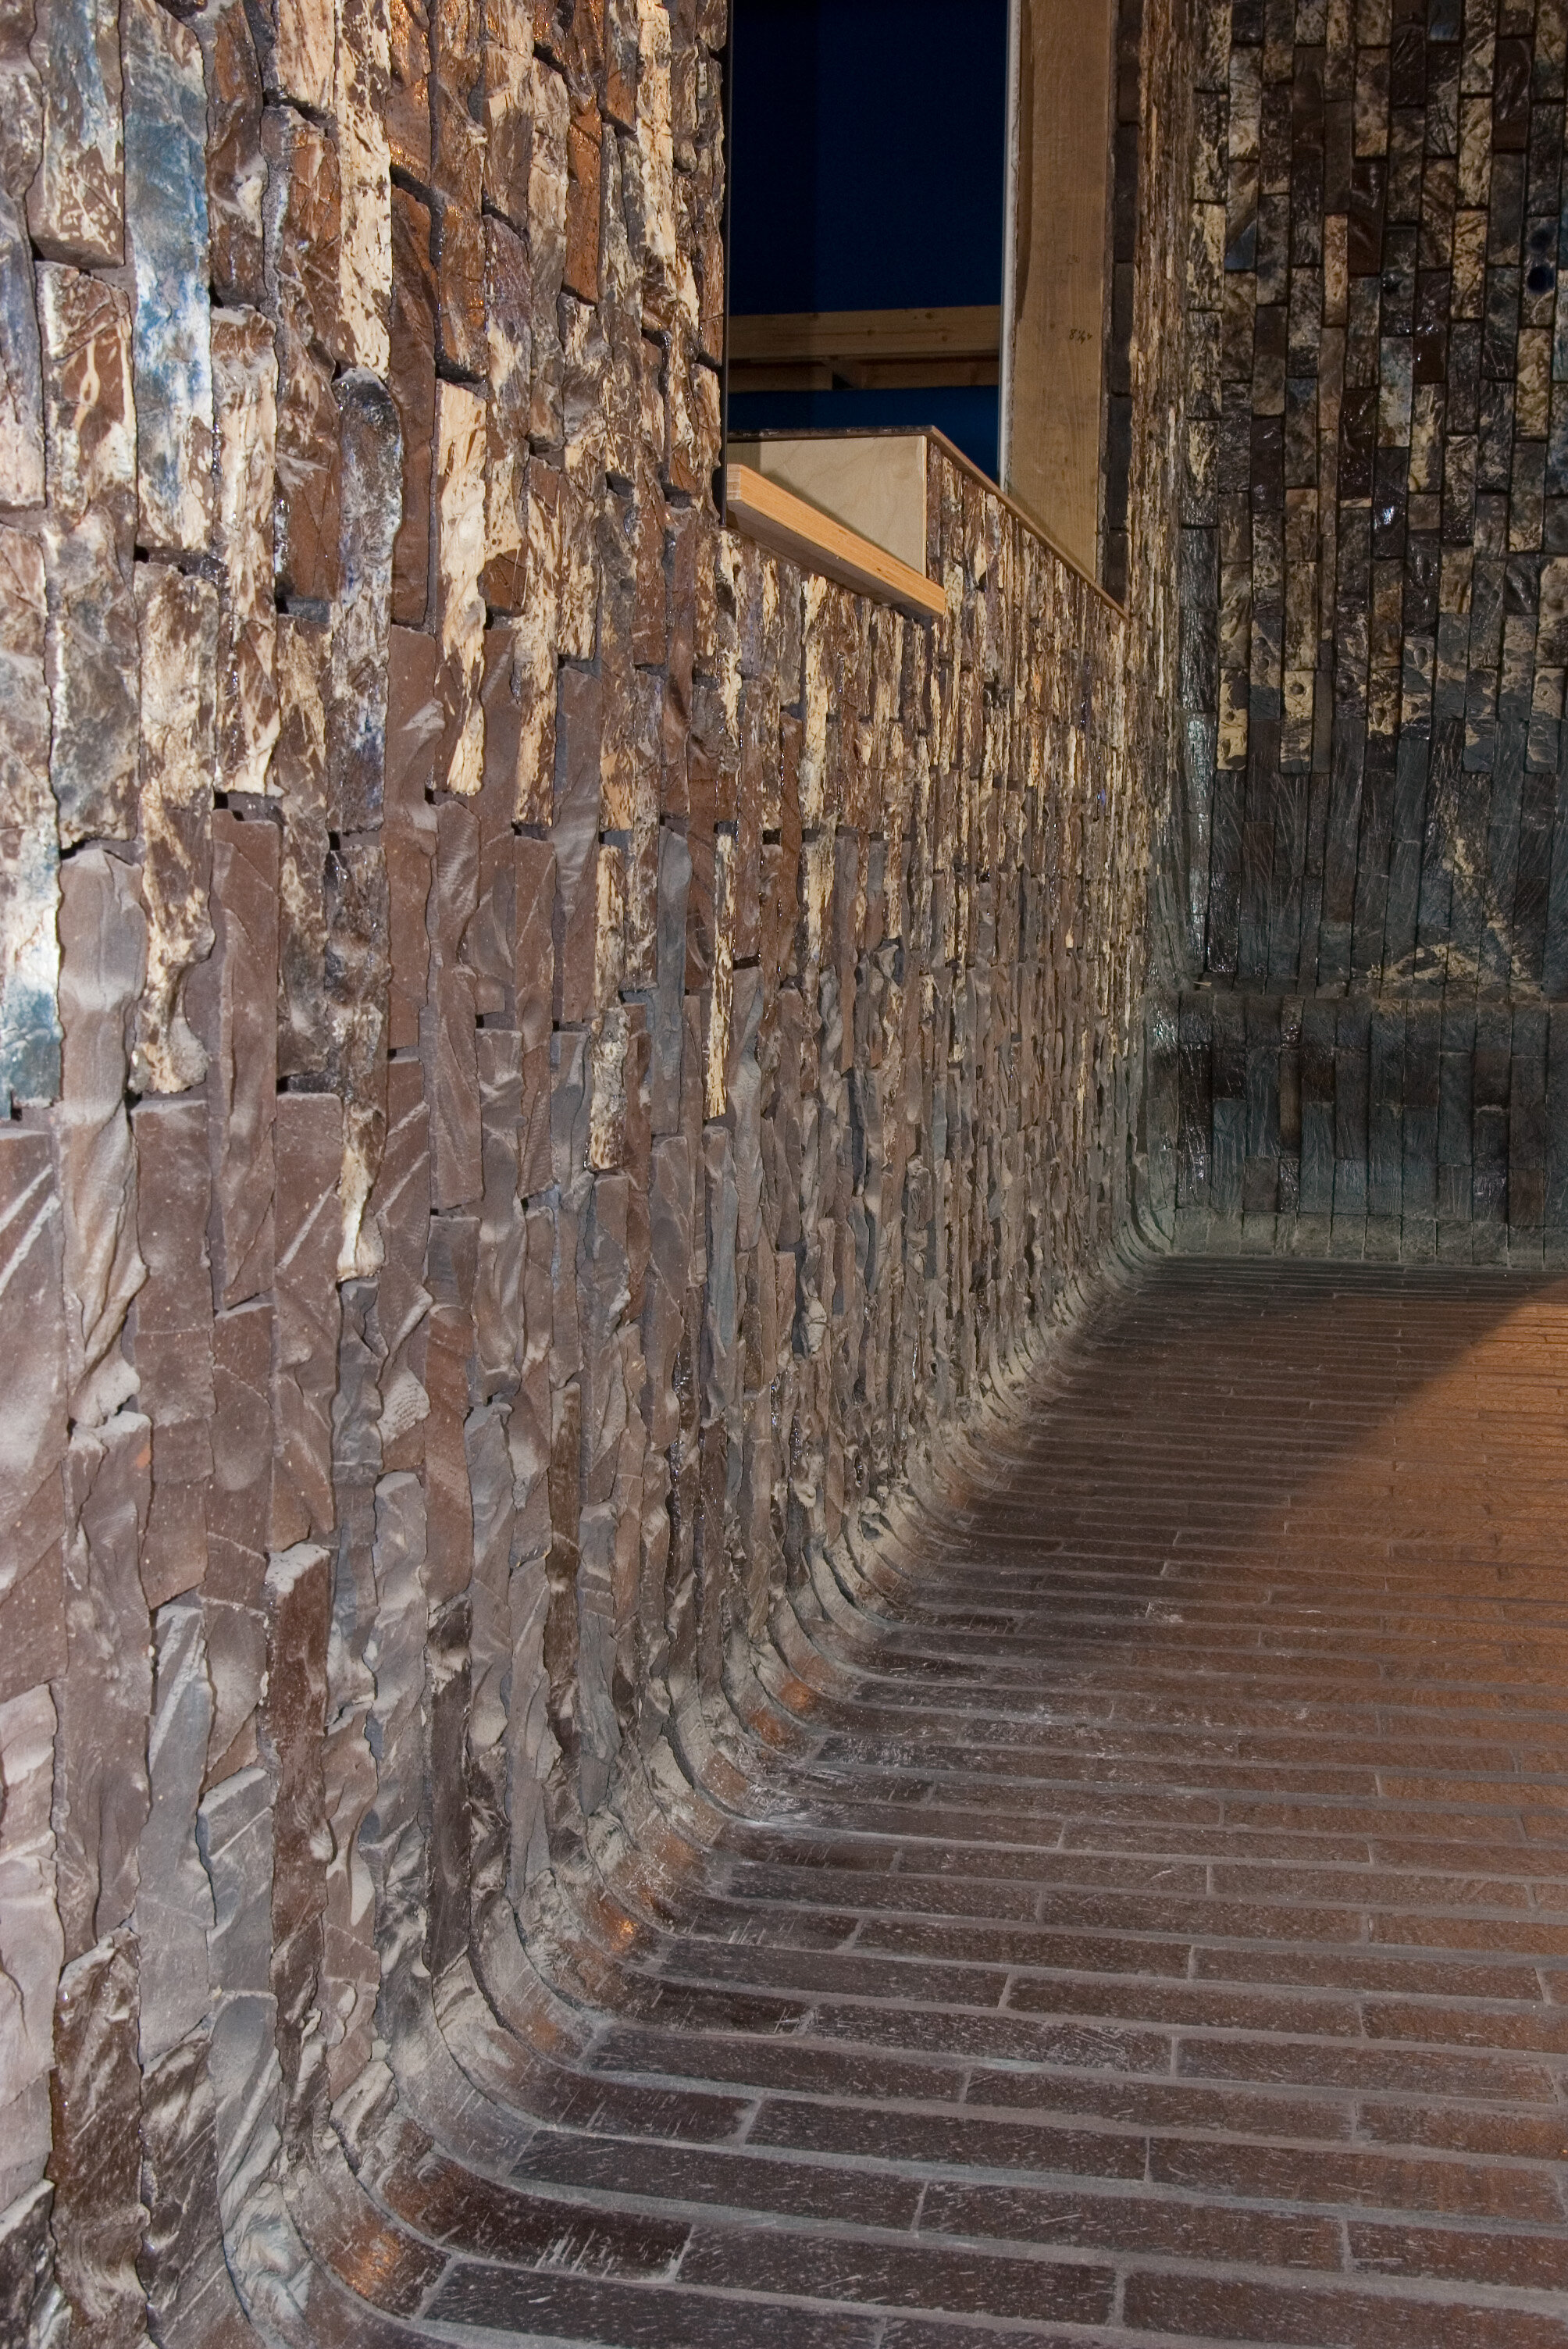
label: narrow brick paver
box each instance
[354,1260,1568,2347]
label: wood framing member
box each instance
[725,463,947,622]
[1002,0,1117,578]
[728,306,1001,394]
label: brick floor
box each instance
[334,1260,1568,2345]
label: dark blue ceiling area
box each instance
[726,0,1009,482]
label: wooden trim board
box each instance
[725,463,947,623]
[729,434,929,574]
[729,306,1001,366]
[730,357,999,393]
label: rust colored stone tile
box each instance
[54,1415,151,1959]
[130,1098,214,1606]
[196,0,266,308]
[43,508,139,851]
[270,1090,343,1549]
[27,0,123,268]
[212,308,280,801]
[371,1055,432,1472]
[48,1928,148,2346]
[483,212,532,612]
[390,187,437,630]
[55,847,146,1427]
[0,1129,64,1687]
[134,562,217,1097]
[37,265,134,554]
[0,1686,62,2216]
[0,527,58,1113]
[207,811,279,1310]
[275,611,333,1077]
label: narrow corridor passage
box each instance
[333,1261,1568,2348]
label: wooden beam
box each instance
[725,463,947,624]
[1003,0,1115,576]
[728,357,1000,396]
[834,357,1000,391]
[729,306,1002,367]
[726,362,836,394]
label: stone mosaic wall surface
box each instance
[0,0,1193,2333]
[1173,0,1568,1252]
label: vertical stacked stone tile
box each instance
[1172,0,1568,1260]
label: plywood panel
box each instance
[725,463,946,622]
[729,435,930,575]
[1003,0,1116,574]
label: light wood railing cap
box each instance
[725,462,949,624]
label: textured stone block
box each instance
[197,1759,310,2326]
[0,52,41,205]
[48,1928,148,2347]
[261,1541,330,2140]
[262,99,341,340]
[434,380,487,795]
[476,1027,524,1394]
[437,196,486,380]
[387,0,432,180]
[0,1687,63,2213]
[37,265,134,559]
[271,1093,344,1549]
[44,515,137,868]
[482,0,531,223]
[265,104,342,603]
[331,370,401,833]
[275,612,332,1078]
[0,2180,54,2344]
[528,56,568,444]
[319,1356,378,2094]
[130,1099,214,1607]
[136,1599,216,2066]
[0,1136,67,1703]
[390,185,437,629]
[386,628,439,1050]
[55,1413,152,1959]
[422,800,483,1207]
[203,1297,273,1777]
[371,1057,432,1468]
[196,0,267,308]
[0,191,43,509]
[56,847,146,1427]
[212,308,280,800]
[422,1214,476,1600]
[480,465,560,822]
[251,0,334,113]
[27,0,122,267]
[483,211,531,611]
[335,0,392,373]
[207,811,279,1310]
[358,1470,427,2030]
[137,2027,246,2345]
[0,527,59,1110]
[123,0,214,554]
[326,831,391,1280]
[134,563,217,1096]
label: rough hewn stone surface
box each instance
[1167,0,1568,1260]
[0,527,58,1110]
[122,0,213,555]
[0,0,1208,2332]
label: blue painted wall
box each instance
[727,0,1009,481]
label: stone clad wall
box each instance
[1171,0,1568,1256]
[0,0,1191,2333]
